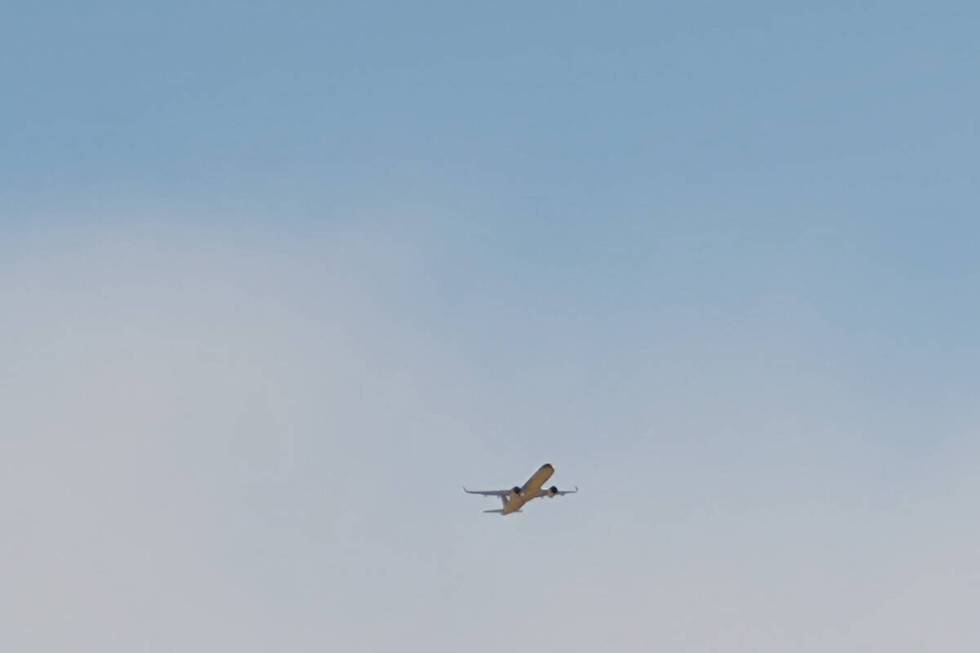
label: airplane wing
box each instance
[549,486,579,496]
[462,487,510,497]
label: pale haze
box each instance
[3,2,980,651]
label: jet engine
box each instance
[511,486,522,496]
[548,486,559,496]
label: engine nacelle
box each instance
[548,486,559,496]
[511,486,522,496]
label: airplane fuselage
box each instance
[501,463,554,514]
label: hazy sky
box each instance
[3,2,980,651]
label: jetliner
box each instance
[463,463,578,515]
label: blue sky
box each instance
[3,2,980,651]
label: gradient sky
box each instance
[3,2,980,651]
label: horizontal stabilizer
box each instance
[482,509,504,514]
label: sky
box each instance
[3,1,980,651]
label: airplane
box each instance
[463,463,578,515]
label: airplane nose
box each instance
[542,463,554,470]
